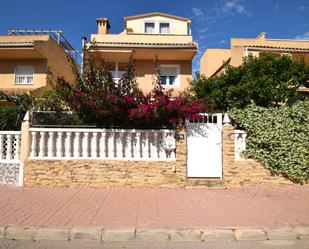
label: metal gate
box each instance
[186,113,222,178]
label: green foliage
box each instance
[229,101,309,183]
[0,105,21,130]
[0,91,34,111]
[193,53,309,111]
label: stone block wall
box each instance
[24,126,293,188]
[222,124,292,186]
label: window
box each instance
[159,23,170,34]
[145,22,155,34]
[108,62,126,83]
[160,65,180,87]
[15,66,34,84]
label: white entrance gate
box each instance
[186,113,222,178]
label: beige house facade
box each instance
[85,12,198,94]
[200,32,309,78]
[0,31,76,96]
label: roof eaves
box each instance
[124,12,190,22]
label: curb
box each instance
[0,225,308,242]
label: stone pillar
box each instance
[19,112,31,163]
[222,124,235,177]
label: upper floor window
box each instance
[159,23,170,34]
[145,22,155,34]
[14,66,34,84]
[160,65,180,87]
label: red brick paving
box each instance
[0,185,308,228]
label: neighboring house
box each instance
[200,32,309,78]
[85,12,198,94]
[0,30,77,96]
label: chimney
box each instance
[97,17,110,34]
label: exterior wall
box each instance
[201,33,309,77]
[126,16,188,35]
[222,124,292,186]
[0,59,47,92]
[200,49,230,77]
[23,124,295,188]
[0,162,21,186]
[135,60,192,94]
[91,33,193,44]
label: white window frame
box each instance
[110,62,126,83]
[160,64,180,87]
[144,21,155,34]
[159,22,170,34]
[14,65,34,85]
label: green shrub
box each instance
[192,53,309,111]
[229,101,309,183]
[0,105,21,130]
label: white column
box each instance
[108,131,115,158]
[30,132,37,158]
[116,132,123,158]
[73,132,80,158]
[136,132,141,159]
[82,132,89,158]
[47,132,54,158]
[38,132,45,158]
[125,131,132,159]
[6,134,12,160]
[56,132,63,158]
[14,134,20,160]
[153,132,159,159]
[159,132,165,158]
[143,132,150,158]
[65,132,72,158]
[91,132,98,158]
[170,131,176,159]
[0,134,4,159]
[99,131,106,158]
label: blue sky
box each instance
[1,0,308,73]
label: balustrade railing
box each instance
[0,131,21,162]
[29,128,176,160]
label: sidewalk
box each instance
[1,185,309,229]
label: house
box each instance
[200,32,309,78]
[84,12,198,94]
[0,30,77,96]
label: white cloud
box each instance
[192,7,203,17]
[220,39,227,44]
[198,27,209,34]
[299,6,305,11]
[273,3,280,11]
[294,32,309,40]
[221,0,249,15]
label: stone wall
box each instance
[24,126,293,188]
[222,124,292,186]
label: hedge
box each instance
[229,101,309,183]
[0,105,22,130]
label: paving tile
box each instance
[295,225,309,239]
[204,229,235,241]
[169,229,202,241]
[136,229,169,241]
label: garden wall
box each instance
[23,125,293,188]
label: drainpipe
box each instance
[81,36,87,75]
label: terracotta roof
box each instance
[124,12,190,22]
[247,45,309,52]
[88,41,197,49]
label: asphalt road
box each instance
[0,239,308,249]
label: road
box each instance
[0,239,308,249]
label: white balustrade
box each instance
[0,131,21,162]
[28,128,176,161]
[234,130,247,160]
